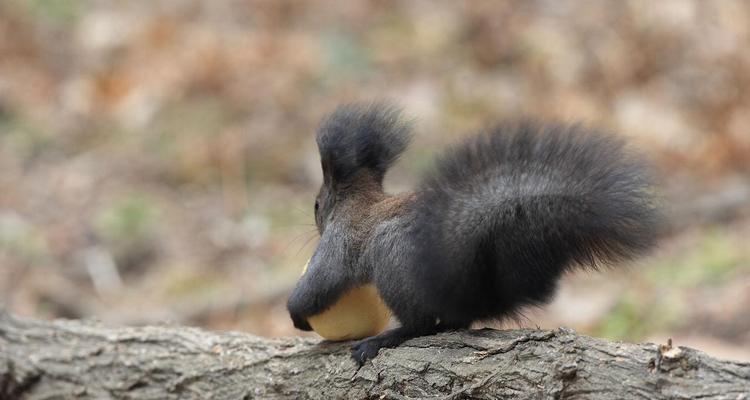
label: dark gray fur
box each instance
[316,102,411,186]
[286,103,662,365]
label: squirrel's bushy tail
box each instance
[410,121,661,322]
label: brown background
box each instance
[1,0,748,361]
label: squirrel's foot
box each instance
[350,316,463,365]
[351,327,416,365]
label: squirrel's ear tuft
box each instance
[317,102,412,185]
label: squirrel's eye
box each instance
[314,200,320,214]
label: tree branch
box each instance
[1,311,748,399]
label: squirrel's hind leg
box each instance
[351,315,436,365]
[351,327,418,365]
[351,318,470,364]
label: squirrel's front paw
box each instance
[290,312,313,331]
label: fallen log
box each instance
[1,311,748,399]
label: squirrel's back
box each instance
[383,120,661,326]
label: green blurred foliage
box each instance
[0,213,49,265]
[647,230,744,287]
[27,0,80,25]
[595,228,747,340]
[94,195,159,273]
[96,195,158,244]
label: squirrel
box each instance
[287,102,662,365]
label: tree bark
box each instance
[1,311,748,400]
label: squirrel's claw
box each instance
[351,337,383,365]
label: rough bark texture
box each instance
[1,311,748,400]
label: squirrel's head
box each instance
[286,103,411,334]
[313,103,412,234]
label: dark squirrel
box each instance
[287,102,661,365]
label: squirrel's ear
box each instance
[317,102,412,188]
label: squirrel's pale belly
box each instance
[302,260,391,341]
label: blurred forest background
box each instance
[1,1,749,361]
